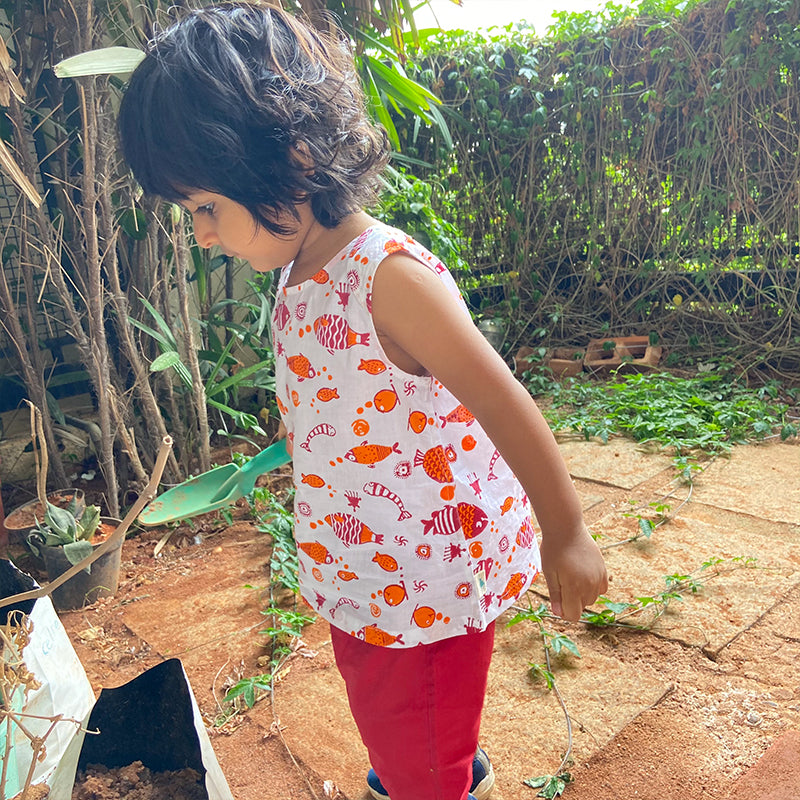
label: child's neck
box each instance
[288,210,375,285]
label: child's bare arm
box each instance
[372,254,608,621]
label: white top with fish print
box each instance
[272,223,541,648]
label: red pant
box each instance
[330,623,495,800]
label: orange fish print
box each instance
[316,387,340,402]
[287,354,316,381]
[384,239,406,255]
[311,268,330,284]
[374,387,399,413]
[382,581,408,607]
[408,410,428,434]
[301,473,326,488]
[373,551,399,572]
[411,605,437,628]
[498,572,529,604]
[337,570,359,581]
[357,623,404,647]
[500,497,514,515]
[358,358,387,375]
[276,395,289,416]
[291,390,301,407]
[325,512,385,547]
[414,445,456,483]
[345,441,402,468]
[298,541,333,565]
[439,404,475,427]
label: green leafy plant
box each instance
[221,605,314,713]
[26,499,102,569]
[507,602,581,685]
[581,556,758,629]
[541,371,798,475]
[252,486,299,594]
[523,772,574,799]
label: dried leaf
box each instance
[0,137,42,207]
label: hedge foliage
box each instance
[396,0,800,375]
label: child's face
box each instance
[182,191,310,272]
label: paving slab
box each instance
[274,605,673,800]
[590,507,800,650]
[714,583,800,692]
[690,441,800,525]
[724,730,800,800]
[557,437,675,489]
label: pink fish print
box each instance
[516,517,536,548]
[274,302,291,330]
[325,512,385,547]
[488,449,501,481]
[363,481,412,521]
[422,503,489,538]
[313,314,370,353]
[299,423,336,452]
[330,597,360,618]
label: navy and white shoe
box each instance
[366,747,495,800]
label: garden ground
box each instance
[11,434,800,800]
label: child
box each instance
[118,5,608,800]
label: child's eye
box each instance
[195,202,215,216]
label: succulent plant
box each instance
[27,498,102,569]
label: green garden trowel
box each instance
[138,439,291,526]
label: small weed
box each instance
[251,485,299,593]
[523,771,574,798]
[222,606,314,714]
[581,556,758,629]
[215,488,310,722]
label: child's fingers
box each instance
[548,584,563,619]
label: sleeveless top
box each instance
[272,223,541,647]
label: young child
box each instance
[118,5,608,800]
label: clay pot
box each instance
[40,517,123,611]
[4,490,86,548]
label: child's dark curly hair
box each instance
[118,3,389,234]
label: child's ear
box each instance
[290,141,315,174]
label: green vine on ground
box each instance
[509,552,758,796]
[213,484,312,724]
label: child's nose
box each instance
[192,217,218,249]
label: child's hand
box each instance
[539,525,608,622]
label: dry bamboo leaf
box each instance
[6,68,25,101]
[0,35,11,70]
[0,137,42,207]
[0,36,25,100]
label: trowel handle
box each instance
[240,439,292,478]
